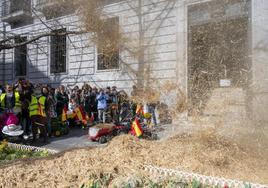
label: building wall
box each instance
[0,0,267,121]
[251,0,268,122]
[0,0,179,94]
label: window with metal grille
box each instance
[97,17,120,71]
[2,0,31,16]
[50,28,67,74]
[14,36,27,77]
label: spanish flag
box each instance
[75,106,87,125]
[62,105,68,122]
[132,118,143,138]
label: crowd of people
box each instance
[0,79,159,143]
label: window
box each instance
[50,28,67,74]
[9,0,31,14]
[45,5,75,20]
[14,36,27,77]
[35,0,76,20]
[97,17,120,71]
[2,0,33,29]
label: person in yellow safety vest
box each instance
[29,86,48,143]
[0,83,21,114]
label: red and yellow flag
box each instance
[62,105,68,122]
[132,118,143,138]
[75,106,87,125]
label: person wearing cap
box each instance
[0,83,21,114]
[29,86,48,143]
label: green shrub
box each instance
[0,140,50,164]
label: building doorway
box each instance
[187,0,251,115]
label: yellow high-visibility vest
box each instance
[29,95,46,117]
[29,96,38,117]
[14,92,21,109]
[0,93,6,108]
[0,92,21,109]
[38,96,46,117]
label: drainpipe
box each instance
[2,22,6,85]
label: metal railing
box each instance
[2,0,31,17]
[143,165,268,188]
[8,142,59,154]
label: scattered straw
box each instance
[0,129,267,187]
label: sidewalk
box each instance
[31,127,100,152]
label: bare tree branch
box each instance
[0,30,87,51]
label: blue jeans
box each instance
[98,109,106,123]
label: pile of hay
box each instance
[0,130,267,187]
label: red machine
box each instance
[88,119,158,144]
[88,123,130,144]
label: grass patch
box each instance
[0,141,50,164]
